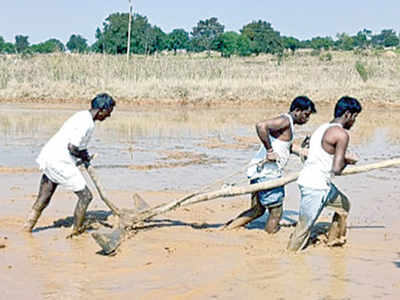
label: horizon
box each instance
[1,0,399,45]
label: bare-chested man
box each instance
[287,96,361,251]
[224,96,316,233]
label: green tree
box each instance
[0,36,6,53]
[240,20,283,55]
[0,37,16,54]
[335,33,354,51]
[371,29,399,47]
[145,25,167,54]
[167,29,189,54]
[92,13,166,55]
[236,35,252,56]
[281,36,301,53]
[308,36,334,50]
[92,12,130,54]
[31,39,65,53]
[191,17,224,54]
[215,31,239,57]
[66,34,88,53]
[15,35,29,53]
[353,29,372,49]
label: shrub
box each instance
[310,49,321,56]
[355,61,368,82]
[319,52,332,62]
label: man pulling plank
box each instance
[23,93,116,237]
[287,96,361,251]
[224,96,316,233]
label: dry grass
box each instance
[0,50,400,104]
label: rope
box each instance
[193,157,274,194]
[193,137,310,194]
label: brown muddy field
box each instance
[1,102,400,299]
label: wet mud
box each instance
[1,103,400,299]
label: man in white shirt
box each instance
[224,96,316,233]
[287,96,361,252]
[23,93,116,237]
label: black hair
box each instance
[91,93,116,110]
[334,96,362,118]
[289,96,316,113]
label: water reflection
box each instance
[1,104,400,192]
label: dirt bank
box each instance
[2,96,400,110]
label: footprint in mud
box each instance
[0,236,8,249]
[164,246,176,255]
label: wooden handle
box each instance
[85,166,121,216]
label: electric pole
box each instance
[127,0,133,60]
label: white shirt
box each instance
[36,110,95,168]
[247,114,294,179]
[297,122,343,189]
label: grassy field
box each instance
[0,50,399,105]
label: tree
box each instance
[0,36,5,53]
[240,20,283,55]
[15,35,29,53]
[0,35,16,54]
[215,31,239,57]
[335,33,354,51]
[353,29,372,49]
[167,29,189,54]
[3,43,16,54]
[30,39,65,53]
[191,17,224,54]
[0,36,16,54]
[146,25,167,54]
[66,34,88,53]
[236,35,252,56]
[92,13,167,55]
[92,13,130,54]
[371,29,399,47]
[281,36,301,53]
[308,36,334,50]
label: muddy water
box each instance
[1,103,400,299]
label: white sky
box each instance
[1,0,399,45]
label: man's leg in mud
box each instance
[287,185,329,252]
[327,212,340,244]
[265,204,283,234]
[23,174,58,232]
[326,188,350,246]
[250,192,257,207]
[69,186,93,237]
[287,214,312,252]
[327,212,348,246]
[337,212,348,239]
[223,193,266,230]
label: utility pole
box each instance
[127,0,133,61]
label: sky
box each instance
[1,0,399,45]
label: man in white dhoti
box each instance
[23,93,116,237]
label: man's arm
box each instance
[256,117,289,160]
[291,140,358,166]
[331,130,350,175]
[68,143,91,165]
[291,143,308,158]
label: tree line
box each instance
[1,14,399,57]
